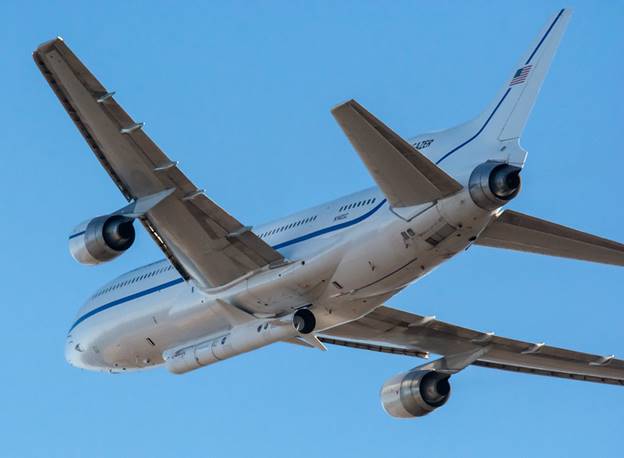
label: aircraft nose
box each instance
[65,335,79,367]
[65,333,92,369]
[64,328,108,371]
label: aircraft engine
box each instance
[469,161,522,210]
[69,215,136,265]
[380,370,451,418]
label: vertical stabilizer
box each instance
[429,9,572,169]
[477,8,572,142]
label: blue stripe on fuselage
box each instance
[68,278,185,333]
[68,198,387,333]
[272,198,386,250]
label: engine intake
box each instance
[469,161,522,210]
[69,215,136,265]
[381,370,451,418]
[293,308,316,334]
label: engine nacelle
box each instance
[380,370,451,418]
[469,161,522,210]
[164,308,316,374]
[69,215,136,265]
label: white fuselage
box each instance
[66,180,495,373]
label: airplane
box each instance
[34,8,624,419]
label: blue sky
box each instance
[2,1,623,456]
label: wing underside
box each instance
[320,305,624,386]
[34,38,284,288]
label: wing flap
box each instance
[475,210,624,266]
[34,38,283,287]
[331,99,462,207]
[321,305,624,386]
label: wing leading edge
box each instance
[321,305,624,386]
[34,38,283,288]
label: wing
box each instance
[320,305,624,386]
[33,38,283,288]
[331,99,462,208]
[475,209,624,266]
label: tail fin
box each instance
[428,9,572,168]
[477,8,572,143]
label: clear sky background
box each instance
[2,1,623,457]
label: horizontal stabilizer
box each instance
[475,210,624,266]
[332,100,462,207]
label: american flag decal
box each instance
[509,65,532,86]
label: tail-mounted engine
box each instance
[469,161,522,210]
[69,215,136,265]
[380,370,451,418]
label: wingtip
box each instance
[33,36,65,56]
[330,98,357,114]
